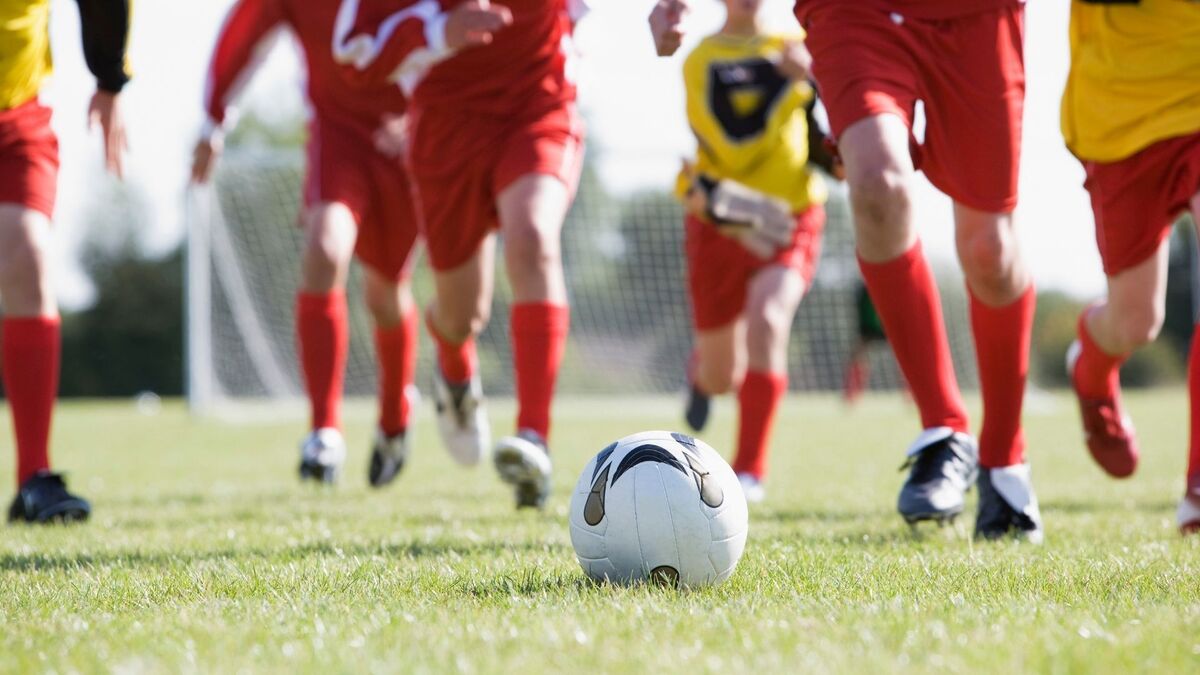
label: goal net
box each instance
[186,148,980,415]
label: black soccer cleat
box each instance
[897,429,978,526]
[975,465,1044,544]
[685,385,711,433]
[369,428,411,488]
[8,472,90,524]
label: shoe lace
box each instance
[899,440,961,484]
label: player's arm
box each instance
[648,0,689,56]
[331,0,512,87]
[75,0,132,178]
[192,0,287,184]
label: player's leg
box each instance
[955,204,1041,541]
[1071,241,1168,479]
[362,267,418,487]
[735,264,803,503]
[1181,192,1200,533]
[0,206,87,522]
[838,115,975,524]
[294,202,357,483]
[492,173,572,508]
[427,236,495,466]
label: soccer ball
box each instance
[568,430,748,588]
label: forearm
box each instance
[75,0,132,94]
[204,0,285,132]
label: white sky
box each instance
[40,0,1103,309]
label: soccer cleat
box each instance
[685,385,711,432]
[433,368,490,466]
[299,427,346,484]
[737,472,765,503]
[975,464,1044,544]
[1066,340,1139,478]
[368,428,411,488]
[494,429,553,509]
[897,428,979,525]
[8,472,90,524]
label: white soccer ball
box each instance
[568,430,748,588]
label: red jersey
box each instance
[795,0,1022,21]
[332,0,576,116]
[204,0,406,134]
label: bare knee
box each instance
[0,208,54,315]
[697,360,740,395]
[363,276,411,328]
[504,218,562,298]
[301,204,356,292]
[435,299,490,344]
[1108,305,1164,353]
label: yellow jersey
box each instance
[680,32,825,212]
[1062,0,1200,162]
[0,0,132,111]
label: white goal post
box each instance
[185,148,980,417]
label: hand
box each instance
[88,90,127,178]
[775,40,812,81]
[706,179,795,258]
[649,0,689,57]
[445,0,513,50]
[373,113,408,159]
[191,133,223,185]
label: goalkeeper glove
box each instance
[692,175,795,259]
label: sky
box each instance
[40,0,1105,309]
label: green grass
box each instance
[2,390,1199,674]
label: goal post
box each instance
[185,147,979,417]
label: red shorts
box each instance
[1083,132,1200,276]
[0,100,59,218]
[304,116,419,280]
[802,3,1025,213]
[406,102,584,271]
[686,205,825,331]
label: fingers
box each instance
[450,2,513,49]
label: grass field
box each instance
[2,390,1199,674]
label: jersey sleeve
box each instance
[203,0,286,134]
[75,0,133,94]
[331,0,455,87]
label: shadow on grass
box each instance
[0,538,560,573]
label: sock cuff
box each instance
[857,239,924,275]
[3,315,61,331]
[297,291,347,317]
[742,369,788,392]
[1078,306,1126,361]
[511,302,570,333]
[969,282,1035,315]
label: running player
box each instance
[843,281,887,405]
[192,0,423,487]
[2,0,131,522]
[1061,0,1200,534]
[677,0,830,503]
[790,0,1042,540]
[331,0,585,508]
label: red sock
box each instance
[376,304,419,437]
[733,370,787,479]
[427,312,476,384]
[511,302,569,440]
[857,242,969,433]
[1187,327,1200,486]
[296,292,347,431]
[3,317,60,486]
[971,286,1034,468]
[1073,308,1125,399]
[844,357,867,403]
